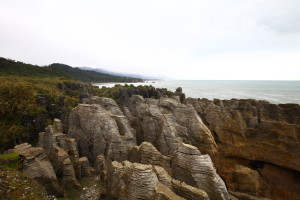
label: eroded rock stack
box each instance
[12,143,63,196]
[68,98,136,163]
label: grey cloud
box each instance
[0,0,299,80]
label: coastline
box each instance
[93,80,300,104]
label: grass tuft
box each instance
[0,152,21,170]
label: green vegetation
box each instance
[0,152,48,199]
[0,57,172,199]
[0,57,171,153]
[50,63,142,83]
[64,176,106,200]
[0,168,49,199]
[93,84,173,104]
[0,152,20,170]
[0,75,87,152]
[0,57,142,83]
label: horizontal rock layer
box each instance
[187,98,300,200]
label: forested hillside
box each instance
[0,57,142,83]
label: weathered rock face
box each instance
[38,125,54,157]
[12,144,63,196]
[50,144,80,189]
[116,141,227,200]
[130,142,171,171]
[106,159,215,200]
[94,154,107,173]
[83,96,124,116]
[38,122,80,190]
[186,98,300,200]
[20,94,299,200]
[68,98,136,164]
[174,87,186,103]
[107,160,191,200]
[108,161,159,199]
[79,157,91,177]
[65,96,229,200]
[172,179,209,200]
[227,165,269,196]
[172,143,229,200]
[160,97,217,155]
[126,95,217,156]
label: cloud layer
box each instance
[1,0,300,80]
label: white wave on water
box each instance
[94,80,300,104]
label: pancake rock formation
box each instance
[10,94,300,200]
[187,98,300,200]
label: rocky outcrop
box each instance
[174,87,186,103]
[107,160,187,200]
[229,165,269,196]
[64,96,229,200]
[101,85,180,105]
[126,95,217,156]
[187,98,300,199]
[68,99,136,163]
[57,81,93,102]
[9,91,299,200]
[172,143,228,200]
[160,97,217,155]
[187,98,300,170]
[128,142,171,171]
[107,161,157,199]
[50,144,80,189]
[79,157,91,177]
[12,143,63,196]
[38,125,54,157]
[38,122,80,190]
[172,179,209,200]
[107,140,227,200]
[106,159,217,200]
[94,154,107,173]
[229,191,272,200]
[16,94,299,200]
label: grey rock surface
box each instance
[13,145,62,196]
[67,102,136,164]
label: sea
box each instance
[94,80,300,104]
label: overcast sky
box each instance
[1,0,300,80]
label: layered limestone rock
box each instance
[12,144,62,196]
[128,142,171,171]
[186,98,300,171]
[53,133,80,177]
[106,159,216,200]
[159,97,217,155]
[172,179,209,200]
[94,154,107,173]
[108,160,193,200]
[126,95,217,157]
[38,125,54,157]
[187,98,300,199]
[172,143,229,200]
[68,98,136,163]
[50,145,80,188]
[107,161,159,199]
[108,140,227,200]
[65,96,229,200]
[38,121,80,189]
[79,157,91,177]
[229,165,269,196]
[83,96,124,116]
